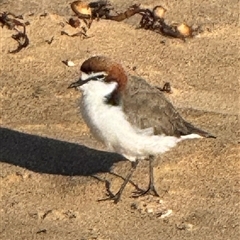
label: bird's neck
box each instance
[104,89,122,106]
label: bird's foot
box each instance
[132,185,160,198]
[97,191,122,204]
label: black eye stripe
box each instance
[92,74,106,81]
[68,74,107,89]
[84,74,106,82]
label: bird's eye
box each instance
[94,74,106,81]
[87,75,105,83]
[89,74,106,82]
[83,72,107,82]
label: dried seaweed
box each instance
[0,12,30,53]
[9,31,29,53]
[61,30,89,39]
[156,82,172,94]
[106,4,143,21]
[69,1,195,41]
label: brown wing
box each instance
[123,75,215,138]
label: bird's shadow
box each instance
[0,127,124,176]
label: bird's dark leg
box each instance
[98,160,139,204]
[133,155,159,197]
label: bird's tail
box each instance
[184,121,216,138]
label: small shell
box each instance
[147,208,154,214]
[63,60,75,67]
[177,23,192,37]
[153,5,167,19]
[159,209,173,218]
[71,1,92,17]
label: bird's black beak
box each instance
[67,78,84,89]
[68,73,107,89]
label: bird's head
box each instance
[68,56,128,105]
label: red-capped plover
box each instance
[68,56,215,203]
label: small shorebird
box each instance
[68,56,215,203]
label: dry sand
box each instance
[0,0,239,239]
